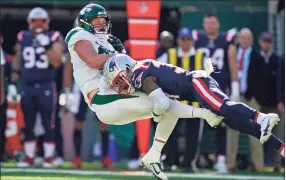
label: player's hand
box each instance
[202,109,224,127]
[107,35,126,53]
[36,33,52,50]
[7,84,18,105]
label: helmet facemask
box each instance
[80,16,111,35]
[109,70,134,96]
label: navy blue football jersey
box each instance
[193,30,235,91]
[17,30,63,84]
[131,60,194,101]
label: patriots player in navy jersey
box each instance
[104,55,285,168]
[193,13,239,173]
[11,7,63,168]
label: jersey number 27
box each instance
[22,47,49,69]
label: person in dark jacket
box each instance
[257,32,282,171]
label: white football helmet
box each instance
[27,7,50,33]
[103,54,136,95]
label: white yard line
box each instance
[1,168,284,180]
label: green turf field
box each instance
[1,167,284,180]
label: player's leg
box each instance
[18,86,37,167]
[97,117,113,169]
[192,77,280,143]
[223,116,285,158]
[54,99,64,167]
[38,82,57,167]
[72,94,88,168]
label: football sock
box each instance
[73,129,82,156]
[24,141,36,158]
[43,142,55,158]
[152,112,178,153]
[101,131,109,157]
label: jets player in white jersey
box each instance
[65,4,223,180]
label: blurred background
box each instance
[0,0,285,178]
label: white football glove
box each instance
[201,108,224,127]
[36,33,51,49]
[230,81,240,101]
[7,84,18,104]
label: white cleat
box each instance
[141,148,168,180]
[42,162,54,168]
[260,113,280,144]
[34,157,43,166]
[53,157,64,167]
[17,162,31,168]
[202,109,224,128]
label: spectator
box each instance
[226,28,264,172]
[157,31,174,59]
[256,32,281,170]
[157,27,205,172]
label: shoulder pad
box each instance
[65,27,84,44]
[17,30,30,41]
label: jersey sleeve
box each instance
[131,64,150,90]
[65,28,92,48]
[50,31,63,43]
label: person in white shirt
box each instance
[226,28,264,172]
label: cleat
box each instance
[42,157,54,168]
[141,148,168,180]
[102,156,114,169]
[34,157,43,166]
[53,157,64,167]
[260,113,280,144]
[72,156,83,169]
[17,156,33,167]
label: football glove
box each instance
[36,33,52,50]
[107,35,126,53]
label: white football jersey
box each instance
[65,27,117,103]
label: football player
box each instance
[103,55,285,168]
[12,7,63,167]
[65,4,223,180]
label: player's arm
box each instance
[45,41,63,68]
[11,43,22,83]
[63,53,73,90]
[227,43,239,101]
[141,76,170,116]
[74,40,112,69]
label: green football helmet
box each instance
[78,3,111,34]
